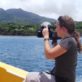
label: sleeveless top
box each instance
[50,37,77,82]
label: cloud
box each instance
[22,0,78,20]
[0,0,82,21]
[26,0,78,20]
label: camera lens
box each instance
[41,21,51,27]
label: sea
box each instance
[0,36,82,82]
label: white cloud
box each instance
[0,0,82,21]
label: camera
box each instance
[37,21,55,40]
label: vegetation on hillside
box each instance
[0,22,82,36]
[0,22,39,36]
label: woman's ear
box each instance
[62,27,68,33]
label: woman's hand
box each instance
[42,27,49,39]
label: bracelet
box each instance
[44,38,49,41]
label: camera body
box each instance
[37,22,54,40]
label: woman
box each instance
[23,15,82,82]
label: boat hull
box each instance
[0,62,28,82]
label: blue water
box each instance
[0,36,82,82]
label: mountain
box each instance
[0,8,55,24]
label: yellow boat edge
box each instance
[0,62,28,82]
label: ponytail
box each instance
[72,31,82,52]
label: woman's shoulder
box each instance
[61,37,76,43]
[59,37,77,49]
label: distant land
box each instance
[0,8,55,24]
[0,8,81,36]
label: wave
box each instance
[77,76,82,82]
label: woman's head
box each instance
[57,15,75,35]
[55,15,82,52]
[55,16,75,38]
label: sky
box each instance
[0,0,82,21]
